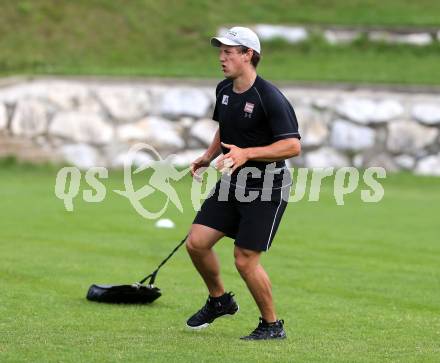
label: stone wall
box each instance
[0,77,439,176]
[219,24,440,46]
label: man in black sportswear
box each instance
[185,26,301,340]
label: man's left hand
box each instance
[216,142,249,174]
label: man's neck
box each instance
[232,69,257,94]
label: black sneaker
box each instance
[186,292,239,330]
[240,317,287,340]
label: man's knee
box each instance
[234,247,259,276]
[186,225,225,255]
[186,229,213,254]
[186,233,204,254]
[234,256,250,275]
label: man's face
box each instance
[218,44,251,78]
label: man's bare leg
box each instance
[186,224,226,297]
[234,246,276,322]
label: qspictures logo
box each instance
[54,143,386,219]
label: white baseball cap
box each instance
[211,26,261,54]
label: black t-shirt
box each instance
[212,75,301,190]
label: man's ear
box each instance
[246,49,253,62]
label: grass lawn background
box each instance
[1,0,440,84]
[0,163,439,362]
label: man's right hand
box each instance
[190,154,211,181]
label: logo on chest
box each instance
[244,102,254,118]
[222,95,229,105]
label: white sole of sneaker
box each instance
[186,322,210,330]
[186,305,239,330]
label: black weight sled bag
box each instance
[86,235,186,304]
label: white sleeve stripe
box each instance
[274,132,300,137]
[216,82,233,98]
[252,87,268,119]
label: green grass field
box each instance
[1,163,439,362]
[1,0,440,84]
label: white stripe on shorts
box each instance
[264,185,290,251]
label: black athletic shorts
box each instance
[193,180,291,252]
